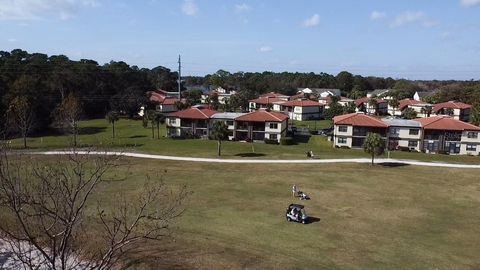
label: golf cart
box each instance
[286,204,309,224]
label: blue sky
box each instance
[1,0,480,80]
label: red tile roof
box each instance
[259,92,290,99]
[319,96,353,105]
[149,92,179,105]
[249,97,284,105]
[280,99,322,107]
[354,97,386,107]
[413,116,480,131]
[235,110,288,122]
[433,101,472,113]
[398,99,427,111]
[167,106,217,120]
[333,113,388,128]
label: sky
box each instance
[1,0,480,80]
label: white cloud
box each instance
[303,14,320,28]
[259,46,272,53]
[390,11,424,27]
[7,38,17,42]
[461,0,480,7]
[235,3,250,13]
[0,0,100,20]
[181,0,198,16]
[370,11,386,20]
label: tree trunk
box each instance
[217,140,221,156]
[157,121,160,139]
[112,122,115,138]
[371,152,374,165]
[23,133,27,149]
[151,124,154,139]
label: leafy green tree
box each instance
[210,121,229,156]
[209,95,221,110]
[343,102,357,114]
[184,89,203,106]
[471,104,480,126]
[324,103,344,120]
[363,133,385,165]
[445,108,454,117]
[336,71,354,93]
[6,96,35,148]
[420,105,433,117]
[388,98,400,116]
[105,111,120,138]
[402,107,417,119]
[175,101,189,111]
[367,99,378,115]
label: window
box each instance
[338,126,348,132]
[337,137,347,144]
[467,132,478,139]
[269,134,278,140]
[409,129,419,135]
[390,128,400,136]
[466,144,477,151]
[408,141,418,147]
[269,123,278,129]
[226,120,234,126]
[169,118,176,125]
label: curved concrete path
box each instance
[30,151,480,169]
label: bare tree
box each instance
[6,96,35,149]
[54,93,83,147]
[0,147,189,269]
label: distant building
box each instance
[201,87,237,105]
[354,97,388,115]
[297,88,341,98]
[388,98,430,117]
[433,101,472,122]
[148,91,179,113]
[166,105,218,138]
[333,113,388,149]
[272,99,324,121]
[414,116,480,155]
[413,90,439,101]
[367,89,392,99]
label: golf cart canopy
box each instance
[289,204,304,209]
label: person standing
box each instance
[292,184,297,197]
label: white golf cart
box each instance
[286,204,309,224]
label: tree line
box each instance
[2,49,480,141]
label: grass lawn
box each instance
[28,156,480,269]
[291,119,332,131]
[7,118,480,164]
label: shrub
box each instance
[340,146,350,149]
[398,146,410,152]
[280,137,294,145]
[264,139,279,145]
[438,150,449,155]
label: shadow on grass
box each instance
[78,127,107,135]
[129,135,147,139]
[307,216,321,224]
[293,135,311,145]
[123,143,144,148]
[234,153,266,158]
[378,162,410,168]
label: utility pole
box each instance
[178,55,182,100]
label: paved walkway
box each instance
[31,151,480,169]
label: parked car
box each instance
[286,204,309,224]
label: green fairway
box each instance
[62,158,480,269]
[7,118,480,164]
